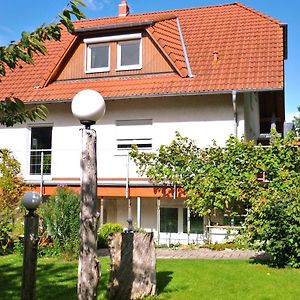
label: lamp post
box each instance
[72,89,106,300]
[21,191,42,300]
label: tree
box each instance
[244,130,300,268]
[0,0,86,127]
[131,130,300,267]
[131,132,262,219]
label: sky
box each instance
[1,0,299,120]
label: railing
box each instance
[29,150,52,175]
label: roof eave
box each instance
[74,21,154,33]
[23,87,284,104]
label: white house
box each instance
[0,1,287,244]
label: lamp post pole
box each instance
[21,191,42,300]
[72,89,106,300]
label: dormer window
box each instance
[84,33,142,73]
[86,43,110,73]
[117,39,141,70]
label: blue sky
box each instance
[1,0,299,119]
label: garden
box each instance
[0,129,300,299]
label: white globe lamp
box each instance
[71,89,106,128]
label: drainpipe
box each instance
[232,90,238,137]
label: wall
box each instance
[0,93,245,180]
[244,92,260,141]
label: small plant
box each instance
[0,210,13,255]
[97,223,123,248]
[40,186,80,258]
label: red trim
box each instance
[34,184,186,198]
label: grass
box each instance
[0,255,299,299]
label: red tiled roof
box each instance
[147,17,189,77]
[0,2,285,102]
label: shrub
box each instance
[0,209,13,255]
[40,186,80,257]
[98,223,123,248]
[0,149,26,212]
[245,187,300,268]
[0,150,27,255]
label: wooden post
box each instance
[21,212,39,300]
[77,129,100,300]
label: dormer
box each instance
[45,4,191,85]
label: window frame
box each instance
[28,125,53,177]
[116,39,142,71]
[85,42,110,73]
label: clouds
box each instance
[85,0,113,11]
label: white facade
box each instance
[0,93,247,179]
[0,92,253,244]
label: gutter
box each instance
[23,87,283,105]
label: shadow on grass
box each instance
[249,252,273,267]
[0,262,23,299]
[156,271,173,294]
[36,263,78,299]
[0,257,110,300]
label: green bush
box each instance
[98,223,123,248]
[40,186,80,257]
[245,188,300,268]
[0,210,13,255]
[0,149,26,255]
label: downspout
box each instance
[232,90,238,137]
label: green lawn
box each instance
[0,254,299,299]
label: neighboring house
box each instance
[0,1,287,244]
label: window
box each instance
[30,127,52,175]
[183,208,204,234]
[160,208,178,233]
[86,43,110,73]
[84,33,142,73]
[117,39,141,70]
[116,119,152,151]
